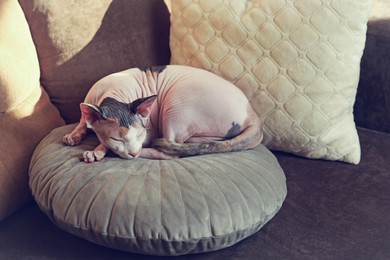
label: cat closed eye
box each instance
[110,137,123,143]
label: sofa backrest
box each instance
[19,0,171,123]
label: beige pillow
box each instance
[0,0,64,220]
[166,0,371,164]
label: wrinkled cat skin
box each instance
[63,65,263,162]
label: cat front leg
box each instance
[83,143,108,163]
[63,119,88,146]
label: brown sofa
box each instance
[1,0,390,259]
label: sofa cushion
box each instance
[166,0,371,164]
[0,0,64,221]
[19,0,171,123]
[29,124,287,256]
[355,0,390,133]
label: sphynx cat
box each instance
[63,65,263,162]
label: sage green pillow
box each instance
[29,124,287,255]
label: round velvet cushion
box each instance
[29,124,287,256]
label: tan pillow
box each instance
[0,0,64,221]
[19,0,171,123]
[0,88,64,221]
[166,0,371,164]
[0,0,39,112]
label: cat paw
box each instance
[63,133,83,146]
[82,150,105,163]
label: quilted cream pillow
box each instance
[166,0,371,164]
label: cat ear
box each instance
[129,95,157,118]
[80,103,105,128]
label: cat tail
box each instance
[152,124,263,157]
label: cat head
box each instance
[80,96,157,159]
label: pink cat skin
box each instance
[63,65,262,162]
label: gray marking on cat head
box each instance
[99,97,141,128]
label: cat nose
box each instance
[128,151,140,158]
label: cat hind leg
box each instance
[152,123,263,157]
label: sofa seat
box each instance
[1,127,389,259]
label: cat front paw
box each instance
[63,133,84,146]
[82,144,108,163]
[63,122,87,146]
[82,150,105,163]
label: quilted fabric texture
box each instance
[29,124,287,256]
[167,0,372,164]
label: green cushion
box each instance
[29,124,287,255]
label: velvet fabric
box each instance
[1,128,389,259]
[29,124,287,255]
[0,0,64,221]
[0,0,39,113]
[355,8,390,133]
[19,0,171,123]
